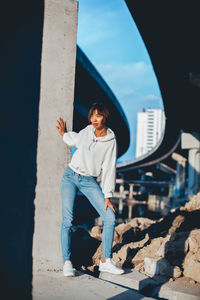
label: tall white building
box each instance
[136,108,165,158]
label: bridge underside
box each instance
[118,1,200,178]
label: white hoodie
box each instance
[62,124,117,199]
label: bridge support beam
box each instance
[119,183,124,215]
[181,132,200,196]
[128,183,134,200]
[172,152,187,198]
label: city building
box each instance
[136,108,165,158]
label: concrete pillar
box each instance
[188,149,200,195]
[181,132,200,195]
[140,173,146,194]
[172,152,187,198]
[128,183,134,220]
[119,184,124,214]
[119,198,123,215]
[119,183,124,195]
[32,0,78,272]
[128,184,134,200]
[128,204,132,220]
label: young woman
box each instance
[56,102,124,276]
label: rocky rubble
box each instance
[87,193,200,283]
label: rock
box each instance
[144,257,175,277]
[113,229,121,243]
[168,215,185,235]
[182,229,200,283]
[129,217,156,230]
[112,244,130,267]
[189,279,197,285]
[183,254,200,283]
[132,237,164,265]
[155,258,174,277]
[111,233,149,268]
[85,192,200,281]
[114,223,132,243]
[156,235,171,257]
[180,194,200,211]
[90,226,102,240]
[173,266,182,279]
[188,229,200,254]
[144,257,159,276]
[115,223,131,235]
[134,261,144,272]
[164,231,189,265]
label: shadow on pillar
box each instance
[0,1,44,299]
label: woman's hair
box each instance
[88,102,110,125]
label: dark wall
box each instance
[0,1,44,299]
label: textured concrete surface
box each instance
[100,268,157,291]
[157,277,200,300]
[32,0,78,273]
[100,269,200,300]
[32,270,154,300]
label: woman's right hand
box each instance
[56,117,66,136]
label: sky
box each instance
[77,0,164,163]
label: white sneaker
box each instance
[63,260,75,277]
[99,258,124,275]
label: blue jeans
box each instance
[60,166,116,262]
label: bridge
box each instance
[115,1,200,196]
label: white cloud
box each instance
[96,62,159,99]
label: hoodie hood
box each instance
[87,124,115,150]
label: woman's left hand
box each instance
[105,198,116,213]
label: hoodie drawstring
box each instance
[88,138,97,151]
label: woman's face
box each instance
[90,109,105,129]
